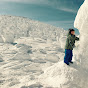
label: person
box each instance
[64,29,79,65]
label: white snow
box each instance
[38,0,88,88]
[39,61,88,88]
[0,15,66,43]
[74,0,88,70]
[0,1,87,87]
[0,15,67,88]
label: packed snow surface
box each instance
[0,15,67,88]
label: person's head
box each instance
[69,29,75,35]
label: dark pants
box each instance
[64,49,73,64]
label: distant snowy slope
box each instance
[0,15,66,43]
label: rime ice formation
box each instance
[0,15,68,88]
[0,15,66,43]
[74,0,88,70]
[38,0,88,88]
[0,0,88,87]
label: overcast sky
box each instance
[0,0,84,34]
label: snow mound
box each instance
[74,0,88,70]
[39,61,88,88]
[38,1,88,88]
[0,15,66,43]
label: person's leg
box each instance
[64,49,70,65]
[69,50,73,62]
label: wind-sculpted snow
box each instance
[0,36,67,88]
[1,5,88,87]
[74,0,88,70]
[0,15,65,43]
[38,0,88,88]
[0,15,68,88]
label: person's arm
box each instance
[75,35,79,41]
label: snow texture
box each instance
[0,0,87,87]
[38,0,88,88]
[74,0,88,70]
[0,15,67,88]
[0,15,66,43]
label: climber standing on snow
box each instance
[64,29,79,65]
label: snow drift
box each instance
[38,0,88,88]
